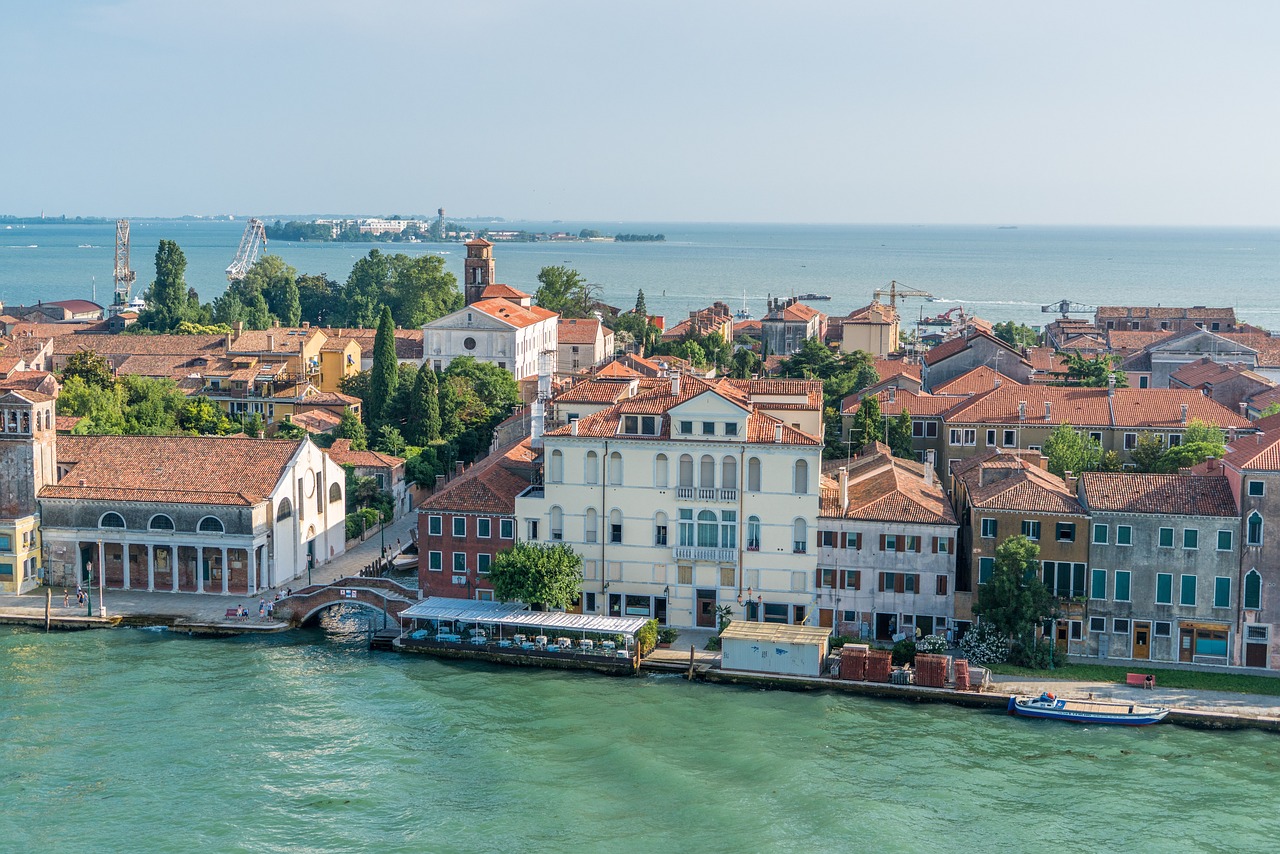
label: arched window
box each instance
[697,510,718,548]
[678,454,694,488]
[99,512,125,529]
[549,449,564,483]
[655,511,668,546]
[1248,512,1264,546]
[747,516,762,551]
[198,516,225,534]
[793,460,809,495]
[585,508,598,543]
[655,453,669,488]
[550,506,564,541]
[609,509,623,544]
[148,514,175,531]
[748,457,762,492]
[1245,569,1262,610]
[329,483,342,503]
[276,498,293,521]
[721,456,738,490]
[700,455,715,489]
[585,451,599,484]
[792,518,808,553]
[608,451,623,485]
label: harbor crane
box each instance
[226,218,268,282]
[1041,298,1097,318]
[110,219,136,315]
[872,280,934,308]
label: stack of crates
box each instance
[840,645,869,681]
[953,659,971,691]
[865,649,892,682]
[914,654,951,688]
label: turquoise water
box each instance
[2,615,1277,853]
[2,220,1278,327]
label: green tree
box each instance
[374,425,407,457]
[534,265,597,318]
[405,363,441,444]
[120,375,185,435]
[1128,433,1167,472]
[61,350,115,390]
[443,357,520,418]
[244,255,301,327]
[56,375,125,434]
[729,348,761,379]
[297,274,340,326]
[386,253,462,327]
[634,289,648,316]
[1042,423,1103,477]
[488,542,584,610]
[887,408,914,459]
[1154,420,1227,473]
[274,420,307,441]
[779,338,878,402]
[1060,352,1127,388]
[342,249,391,328]
[240,411,266,438]
[334,407,367,450]
[178,395,233,435]
[993,320,1038,348]
[369,307,399,427]
[973,535,1055,659]
[1262,402,1280,418]
[137,240,194,331]
[846,395,883,453]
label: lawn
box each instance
[987,662,1280,697]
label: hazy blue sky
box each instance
[5,1,1278,224]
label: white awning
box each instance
[401,597,649,636]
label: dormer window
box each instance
[622,415,659,435]
[680,420,693,435]
[725,422,739,437]
[702,421,715,435]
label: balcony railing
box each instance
[676,487,695,499]
[674,487,737,502]
[673,546,737,563]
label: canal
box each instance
[1,611,1276,852]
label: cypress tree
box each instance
[369,306,398,427]
[634,288,647,316]
[143,240,190,331]
[406,362,441,444]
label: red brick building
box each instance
[417,440,537,599]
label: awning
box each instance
[401,597,649,636]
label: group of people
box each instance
[233,590,294,621]
[62,588,86,607]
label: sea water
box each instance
[1,618,1276,853]
[2,220,1277,328]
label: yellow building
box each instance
[0,516,42,594]
[0,389,56,593]
[839,302,900,359]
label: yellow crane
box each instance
[872,280,934,308]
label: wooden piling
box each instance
[45,588,51,632]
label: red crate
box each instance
[865,649,892,683]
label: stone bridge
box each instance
[278,576,420,627]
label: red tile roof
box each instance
[557,318,603,344]
[819,444,956,525]
[1080,472,1238,517]
[932,365,1025,395]
[469,298,558,329]
[941,385,1251,430]
[873,358,921,384]
[954,451,1084,515]
[1104,329,1175,353]
[480,284,531,301]
[1109,388,1252,429]
[843,388,968,417]
[1170,357,1272,389]
[53,333,226,357]
[594,360,642,379]
[419,440,537,514]
[325,438,404,469]
[290,409,342,434]
[1224,429,1280,472]
[1097,306,1236,320]
[1220,333,1280,368]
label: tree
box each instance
[1060,352,1127,388]
[405,363,441,444]
[386,253,461,327]
[297,274,339,326]
[242,255,301,327]
[1042,423,1103,477]
[274,420,307,441]
[1263,402,1280,418]
[1154,419,1226,473]
[137,240,193,331]
[374,425,407,457]
[779,338,878,402]
[846,395,883,453]
[993,320,1038,348]
[57,375,125,434]
[887,408,914,459]
[488,542,584,610]
[1128,433,1166,472]
[634,289,648,316]
[973,535,1055,656]
[342,249,391,328]
[178,394,233,435]
[334,407,367,450]
[729,348,761,379]
[61,350,115,390]
[534,265,597,318]
[369,306,399,427]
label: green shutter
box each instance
[1091,568,1107,600]
[1117,526,1132,546]
[1217,530,1232,551]
[979,557,994,584]
[1245,572,1262,609]
[1214,577,1231,609]
[1092,524,1107,544]
[1156,573,1172,604]
[1158,527,1173,547]
[1180,574,1197,606]
[1183,529,1198,549]
[1115,571,1131,602]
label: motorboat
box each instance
[1008,692,1169,726]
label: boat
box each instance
[797,293,831,301]
[1007,693,1169,726]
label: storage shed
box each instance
[720,621,832,677]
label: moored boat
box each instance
[1007,692,1169,726]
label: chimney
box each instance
[233,320,244,338]
[1108,373,1116,396]
[1044,400,1052,422]
[1180,403,1189,424]
[456,461,464,475]
[994,377,1002,388]
[1018,401,1027,421]
[1064,470,1078,494]
[1240,402,1248,416]
[838,467,849,513]
[774,423,783,443]
[1207,457,1219,472]
[267,333,275,352]
[570,419,579,437]
[79,478,87,487]
[888,386,896,404]
[301,321,310,329]
[671,374,681,397]
[924,449,936,487]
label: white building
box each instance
[423,297,559,381]
[516,375,824,629]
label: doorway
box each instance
[695,589,716,628]
[1132,621,1151,660]
[818,608,833,629]
[875,612,896,641]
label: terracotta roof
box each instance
[733,320,762,336]
[0,354,22,374]
[954,451,1084,516]
[921,328,1028,368]
[55,415,82,432]
[0,388,53,404]
[1097,306,1236,320]
[290,409,342,434]
[53,333,225,357]
[594,360,642,379]
[1220,333,1280,368]
[554,377,644,405]
[469,298,558,329]
[299,391,360,407]
[44,299,103,314]
[0,370,56,393]
[941,385,1251,430]
[819,444,956,525]
[419,440,537,514]
[842,302,898,325]
[1104,329,1175,353]
[1025,347,1067,375]
[932,365,1025,395]
[1080,472,1238,517]
[724,378,824,410]
[228,328,322,354]
[768,302,822,323]
[321,328,424,361]
[1224,429,1280,472]
[479,283,531,301]
[115,353,213,378]
[1247,386,1280,412]
[843,388,968,417]
[873,358,921,384]
[325,438,404,469]
[557,318,603,344]
[43,436,304,505]
[465,237,493,247]
[1171,357,1273,389]
[1109,388,1252,429]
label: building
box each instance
[463,238,497,305]
[835,302,900,359]
[760,297,825,357]
[324,439,410,518]
[842,387,970,465]
[423,298,559,381]
[921,328,1034,391]
[1169,358,1274,413]
[557,318,615,374]
[1221,429,1280,669]
[0,389,57,593]
[417,440,537,599]
[1128,329,1258,388]
[516,374,823,629]
[661,302,734,344]
[816,443,958,640]
[1095,306,1238,335]
[5,299,105,323]
[39,436,346,595]
[1078,471,1240,665]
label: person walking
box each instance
[63,590,70,608]
[259,598,266,618]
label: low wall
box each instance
[396,638,639,675]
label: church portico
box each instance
[64,535,265,596]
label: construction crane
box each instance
[872,280,934,308]
[1041,298,1097,318]
[226,218,268,282]
[110,218,136,315]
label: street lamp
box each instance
[85,561,93,618]
[737,586,763,622]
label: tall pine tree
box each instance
[406,362,441,444]
[369,306,399,428]
[634,289,648,316]
[140,240,191,331]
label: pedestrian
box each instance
[274,591,280,602]
[396,538,401,552]
[266,600,274,620]
[286,587,292,597]
[946,627,955,648]
[63,590,70,608]
[259,598,266,618]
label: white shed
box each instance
[720,621,831,677]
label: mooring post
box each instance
[45,587,51,632]
[687,644,695,680]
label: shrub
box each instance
[891,638,917,666]
[916,634,948,655]
[704,636,721,651]
[829,635,854,649]
[636,619,659,656]
[657,627,680,644]
[1011,637,1063,670]
[959,622,1008,665]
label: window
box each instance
[99,512,126,529]
[1217,529,1233,551]
[1245,570,1262,609]
[329,482,342,503]
[1183,528,1198,550]
[986,429,997,447]
[696,510,717,548]
[679,454,694,488]
[1089,431,1103,444]
[820,530,837,549]
[700,455,716,488]
[980,518,997,539]
[549,450,564,482]
[1154,621,1172,637]
[1214,576,1231,609]
[816,568,836,589]
[725,422,739,437]
[679,509,695,547]
[905,535,921,552]
[609,509,623,544]
[978,557,994,584]
[527,520,539,540]
[453,517,466,538]
[841,570,862,590]
[1123,433,1138,450]
[428,515,442,536]
[654,516,668,546]
[1069,621,1084,641]
[884,534,898,552]
[677,565,693,585]
[912,420,926,438]
[1090,568,1107,600]
[846,532,863,550]
[1248,513,1263,546]
[1156,573,1173,605]
[793,460,809,494]
[1089,616,1106,633]
[1248,481,1265,497]
[1113,618,1130,634]
[453,552,466,573]
[1042,561,1086,598]
[747,457,761,492]
[585,451,599,484]
[1114,570,1131,602]
[149,514,175,531]
[936,575,948,596]
[478,554,492,574]
[1158,527,1174,548]
[428,551,442,571]
[879,572,920,594]
[721,457,737,490]
[477,518,492,539]
[655,453,669,488]
[608,451,623,485]
[1113,525,1131,546]
[933,536,950,554]
[584,508,598,543]
[701,421,715,435]
[680,421,693,435]
[1180,574,1197,607]
[1021,520,1041,541]
[500,519,514,539]
[1056,522,1076,542]
[720,566,735,587]
[198,516,223,533]
[747,516,762,551]
[1003,429,1017,447]
[549,506,563,541]
[1167,433,1182,448]
[1092,524,1108,545]
[792,518,807,554]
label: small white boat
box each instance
[1008,692,1169,726]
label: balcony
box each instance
[675,487,737,502]
[673,546,737,563]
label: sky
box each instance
[4,1,1278,225]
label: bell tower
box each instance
[464,238,495,305]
